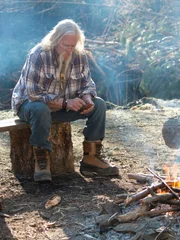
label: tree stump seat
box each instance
[0,118,74,179]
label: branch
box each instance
[86,39,121,47]
[124,182,165,206]
[105,101,122,109]
[141,193,176,205]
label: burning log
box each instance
[147,168,180,200]
[125,173,180,206]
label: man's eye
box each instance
[63,43,75,48]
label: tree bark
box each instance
[9,122,74,179]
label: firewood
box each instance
[115,202,150,223]
[115,194,128,204]
[142,207,180,217]
[172,187,180,193]
[141,193,175,204]
[115,205,180,224]
[127,173,154,184]
[160,199,180,206]
[124,182,165,205]
[96,203,150,229]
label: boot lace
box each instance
[35,148,47,170]
[95,143,108,164]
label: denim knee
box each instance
[93,97,106,112]
[30,102,51,122]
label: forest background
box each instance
[0,0,180,110]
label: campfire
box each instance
[96,167,180,239]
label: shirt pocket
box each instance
[70,71,85,82]
[44,73,57,92]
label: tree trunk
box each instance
[9,122,74,179]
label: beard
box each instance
[57,52,72,77]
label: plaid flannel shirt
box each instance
[11,45,97,114]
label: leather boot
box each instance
[33,147,52,182]
[80,140,119,177]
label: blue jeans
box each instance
[17,97,106,151]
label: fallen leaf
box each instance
[45,195,61,209]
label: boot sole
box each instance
[34,172,52,182]
[80,170,97,177]
[80,169,119,177]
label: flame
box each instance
[164,165,171,181]
[164,163,180,188]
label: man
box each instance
[11,19,119,182]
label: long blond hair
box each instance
[41,19,85,52]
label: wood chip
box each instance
[45,195,61,209]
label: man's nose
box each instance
[66,48,74,53]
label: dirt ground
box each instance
[1,98,180,240]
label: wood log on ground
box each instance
[127,173,154,184]
[96,202,150,229]
[115,203,150,223]
[10,122,74,178]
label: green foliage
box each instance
[109,0,180,101]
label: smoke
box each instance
[1,13,41,75]
[0,2,61,76]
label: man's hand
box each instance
[66,98,86,112]
[47,95,94,114]
[47,98,63,112]
[80,94,94,114]
[66,95,94,114]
